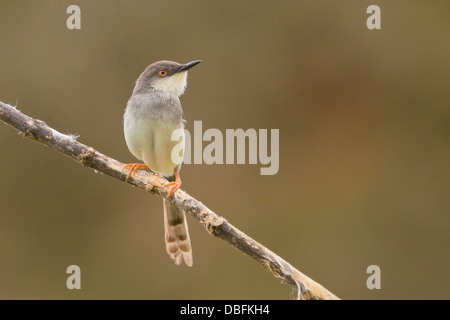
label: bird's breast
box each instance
[123,94,185,176]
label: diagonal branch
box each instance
[0,101,340,300]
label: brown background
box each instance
[0,0,448,299]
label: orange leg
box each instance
[163,168,182,199]
[123,163,148,181]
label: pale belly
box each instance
[124,114,185,177]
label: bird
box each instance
[122,60,201,267]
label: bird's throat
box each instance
[151,71,188,97]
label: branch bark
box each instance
[0,101,340,300]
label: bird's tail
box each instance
[163,198,193,267]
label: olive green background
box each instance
[0,1,448,299]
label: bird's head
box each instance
[133,60,201,97]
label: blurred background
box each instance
[0,0,448,299]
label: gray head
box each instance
[133,60,201,96]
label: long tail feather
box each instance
[163,198,193,267]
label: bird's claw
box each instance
[123,163,148,182]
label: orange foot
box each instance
[123,163,148,181]
[163,168,182,199]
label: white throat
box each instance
[151,71,188,96]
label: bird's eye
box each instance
[158,69,168,77]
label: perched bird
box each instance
[123,60,201,266]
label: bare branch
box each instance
[0,101,340,300]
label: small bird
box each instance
[123,60,201,266]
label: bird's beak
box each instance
[177,60,202,73]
